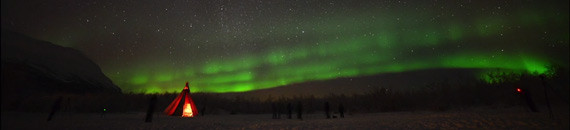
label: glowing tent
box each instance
[164,82,199,117]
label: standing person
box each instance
[200,106,206,116]
[272,103,277,119]
[101,107,107,117]
[47,97,63,121]
[517,87,539,112]
[287,103,292,119]
[145,95,157,122]
[297,101,303,120]
[277,103,281,119]
[325,102,330,119]
[339,103,345,118]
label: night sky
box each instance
[2,0,568,93]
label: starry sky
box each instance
[2,0,568,93]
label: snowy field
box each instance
[2,107,568,129]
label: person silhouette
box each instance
[277,103,281,119]
[325,102,330,119]
[200,106,206,116]
[272,103,277,119]
[145,95,157,122]
[101,107,107,117]
[518,87,539,112]
[339,103,345,118]
[47,97,63,121]
[297,101,303,120]
[287,103,292,119]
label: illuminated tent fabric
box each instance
[164,82,199,117]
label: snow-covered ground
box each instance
[2,107,568,129]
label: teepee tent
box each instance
[164,82,199,117]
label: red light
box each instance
[516,88,522,93]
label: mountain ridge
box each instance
[1,29,122,94]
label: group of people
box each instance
[271,102,298,119]
[272,101,345,120]
[325,102,344,119]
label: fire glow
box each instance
[182,104,193,117]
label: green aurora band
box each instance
[106,8,568,94]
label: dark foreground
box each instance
[2,107,568,129]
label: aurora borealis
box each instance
[2,0,568,93]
